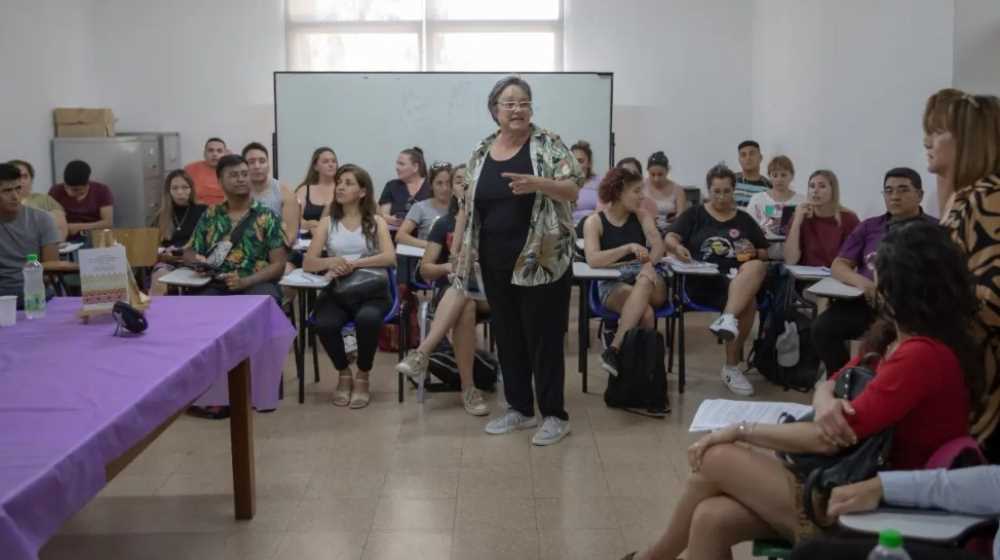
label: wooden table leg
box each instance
[228,358,255,519]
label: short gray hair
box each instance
[487,76,533,124]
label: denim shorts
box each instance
[596,262,667,307]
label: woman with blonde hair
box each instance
[922,87,1000,462]
[150,169,206,295]
[783,169,859,266]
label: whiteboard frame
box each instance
[272,71,614,183]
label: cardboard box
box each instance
[53,108,115,137]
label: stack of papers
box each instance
[664,256,719,273]
[689,399,812,432]
[785,265,831,278]
[284,268,328,285]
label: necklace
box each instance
[173,206,190,231]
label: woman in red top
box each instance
[623,221,983,560]
[784,169,859,267]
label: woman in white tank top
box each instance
[304,164,396,409]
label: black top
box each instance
[667,205,767,272]
[475,141,534,271]
[426,213,456,288]
[379,178,431,219]
[302,184,326,222]
[166,203,207,247]
[598,211,646,263]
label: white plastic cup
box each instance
[0,295,16,327]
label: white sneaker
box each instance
[463,387,489,416]
[532,416,571,446]
[395,350,429,383]
[709,313,739,342]
[721,365,755,396]
[484,410,538,435]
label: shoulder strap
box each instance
[227,206,258,246]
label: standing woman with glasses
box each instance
[923,88,1000,462]
[452,75,584,446]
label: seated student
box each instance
[244,142,299,246]
[784,170,859,266]
[623,221,982,560]
[812,167,937,374]
[294,147,338,244]
[183,154,287,303]
[49,160,114,242]
[644,151,689,232]
[183,137,228,206]
[571,140,602,223]
[789,466,1000,560]
[396,164,492,416]
[304,164,395,409]
[8,159,67,241]
[734,139,773,207]
[665,164,769,396]
[746,155,805,237]
[616,156,643,178]
[582,167,667,376]
[379,147,430,229]
[395,161,452,249]
[0,163,62,306]
[150,169,207,296]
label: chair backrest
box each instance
[684,186,701,207]
[112,228,160,268]
[925,436,987,470]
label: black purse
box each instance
[328,267,390,308]
[778,353,894,525]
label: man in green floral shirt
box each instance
[184,154,287,303]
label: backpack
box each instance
[749,267,821,391]
[603,327,669,416]
[425,342,498,392]
[378,285,419,352]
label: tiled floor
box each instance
[41,289,809,560]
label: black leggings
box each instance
[811,297,874,374]
[314,295,391,372]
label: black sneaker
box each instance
[601,346,621,376]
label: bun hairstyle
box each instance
[598,166,643,204]
[400,146,427,178]
[571,140,595,179]
[615,157,643,177]
[647,151,670,171]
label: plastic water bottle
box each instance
[23,253,46,319]
[867,529,911,559]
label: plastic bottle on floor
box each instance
[867,529,911,559]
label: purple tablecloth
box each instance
[0,296,295,560]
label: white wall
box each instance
[751,0,955,219]
[565,0,755,187]
[954,0,1000,95]
[92,0,285,169]
[0,0,102,189]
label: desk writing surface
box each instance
[572,261,621,280]
[396,243,425,258]
[840,508,994,542]
[806,277,863,299]
[158,267,211,287]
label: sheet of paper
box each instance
[689,399,813,432]
[664,256,719,272]
[285,268,329,285]
[785,265,830,278]
[78,245,129,311]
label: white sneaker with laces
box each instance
[484,409,538,435]
[721,365,755,396]
[709,313,739,341]
[532,416,571,446]
[395,350,429,383]
[463,387,489,416]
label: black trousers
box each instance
[481,266,572,420]
[314,295,391,372]
[811,297,874,374]
[792,536,985,560]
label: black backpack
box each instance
[603,327,669,416]
[749,267,821,391]
[425,342,498,393]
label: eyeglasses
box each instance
[497,100,533,111]
[430,161,452,171]
[882,186,916,196]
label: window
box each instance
[286,0,563,71]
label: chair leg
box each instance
[297,291,307,404]
[678,308,686,393]
[398,301,406,404]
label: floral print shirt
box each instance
[188,200,285,277]
[453,125,583,290]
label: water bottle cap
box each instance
[26,254,38,262]
[878,529,903,548]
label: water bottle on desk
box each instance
[23,253,46,319]
[868,529,911,559]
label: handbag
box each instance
[778,353,894,526]
[328,267,390,308]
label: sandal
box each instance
[349,376,371,409]
[333,374,353,407]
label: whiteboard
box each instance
[274,72,614,194]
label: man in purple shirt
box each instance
[811,167,937,373]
